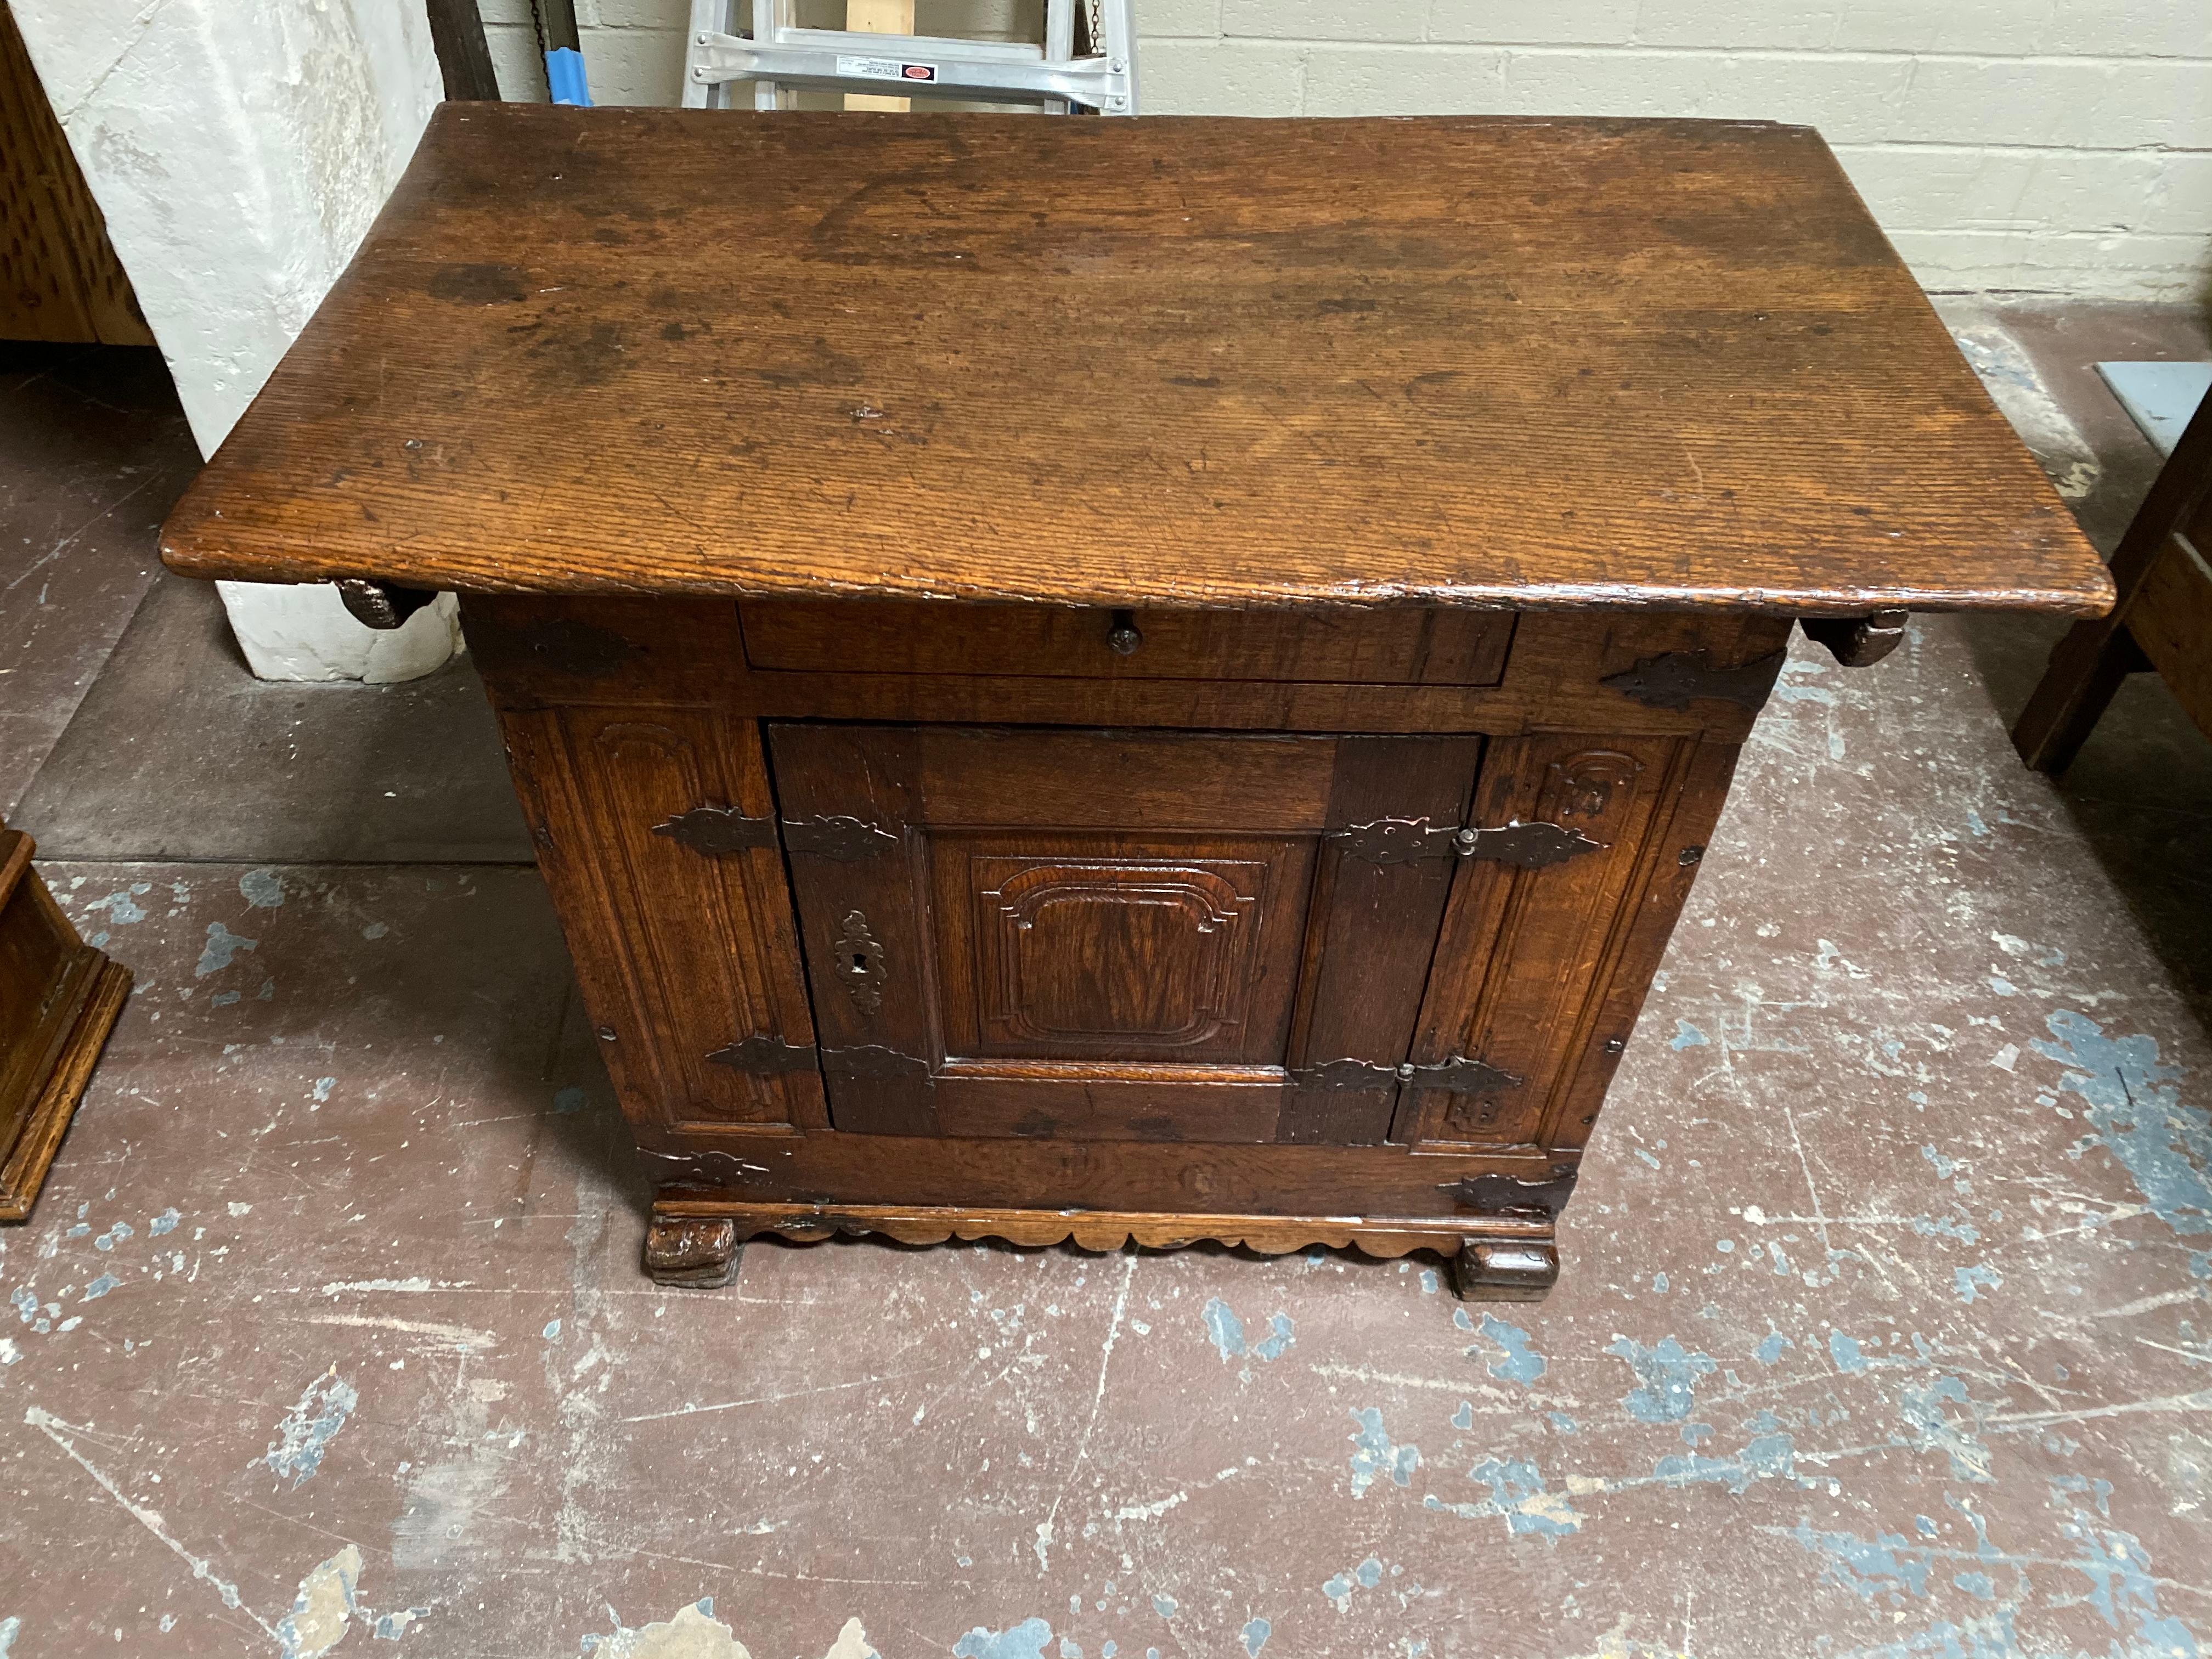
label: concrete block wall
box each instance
[495,0,2210,298]
[1144,1,2211,298]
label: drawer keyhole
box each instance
[1107,609,1143,655]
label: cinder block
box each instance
[1300,44,1505,115]
[1221,0,1424,43]
[1137,38,1305,112]
[579,24,690,104]
[483,21,548,100]
[1833,145,2166,234]
[1831,0,2205,57]
[1888,228,2212,300]
[476,0,538,29]
[1895,57,2212,149]
[1141,0,1222,38]
[1426,0,1635,46]
[1628,0,1841,50]
[1494,49,1914,144]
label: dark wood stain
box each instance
[160,105,2111,619]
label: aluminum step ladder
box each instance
[683,0,1137,115]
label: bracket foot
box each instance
[1451,1239,1559,1302]
[644,1212,743,1288]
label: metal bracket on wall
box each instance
[1600,648,1787,710]
[1331,817,1605,868]
[1293,1054,1522,1094]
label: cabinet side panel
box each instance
[499,707,823,1134]
[1400,732,1686,1150]
[1543,738,1742,1151]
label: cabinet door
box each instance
[766,725,1481,1144]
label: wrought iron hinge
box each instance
[706,1032,819,1073]
[705,1035,932,1081]
[651,809,899,860]
[653,806,776,855]
[1330,817,1604,868]
[1601,647,1786,710]
[783,814,900,861]
[1293,1054,1522,1094]
[1445,1165,1579,1220]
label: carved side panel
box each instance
[498,707,823,1134]
[1400,733,1689,1151]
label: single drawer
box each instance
[738,601,1515,686]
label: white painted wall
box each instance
[13,0,463,682]
[485,0,2210,299]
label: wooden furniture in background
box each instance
[0,3,153,345]
[160,108,2112,1299]
[1,825,131,1222]
[2014,393,2212,772]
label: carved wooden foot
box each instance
[1450,1238,1559,1302]
[643,1212,743,1288]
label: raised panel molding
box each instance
[975,858,1266,1051]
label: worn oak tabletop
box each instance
[161,105,2110,616]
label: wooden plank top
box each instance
[160,105,2111,617]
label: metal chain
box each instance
[1086,0,1104,54]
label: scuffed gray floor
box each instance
[1,308,2208,1659]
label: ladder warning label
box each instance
[836,55,939,82]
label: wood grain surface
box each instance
[161,105,2108,618]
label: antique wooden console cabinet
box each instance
[160,106,2109,1298]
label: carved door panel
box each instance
[1397,732,1707,1153]
[765,725,1482,1144]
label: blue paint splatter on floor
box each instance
[1670,1020,1709,1049]
[263,1370,358,1488]
[1650,1433,1800,1494]
[543,1319,562,1341]
[194,921,257,978]
[1475,1315,1547,1385]
[1150,1596,1175,1619]
[1347,1407,1420,1497]
[239,867,285,908]
[1922,1144,1958,1179]
[2035,1009,2208,1239]
[1753,1331,1791,1366]
[82,1273,121,1301]
[1250,1313,1294,1362]
[1240,1617,1270,1656]
[1202,1297,1245,1361]
[954,1618,1054,1659]
[1451,1401,1474,1431]
[1606,1335,1716,1423]
[1427,1458,1582,1537]
[148,1208,180,1237]
[1829,1331,1869,1373]
[1954,1265,2002,1302]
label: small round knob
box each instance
[1107,609,1142,655]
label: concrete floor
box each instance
[2,306,2209,1659]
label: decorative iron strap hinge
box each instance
[1601,647,1787,710]
[650,809,900,860]
[1292,1054,1522,1094]
[1444,1166,1579,1220]
[1330,817,1605,868]
[705,1032,819,1073]
[705,1035,932,1081]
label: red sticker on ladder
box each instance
[901,63,936,80]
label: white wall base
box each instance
[216,583,466,684]
[13,0,459,682]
